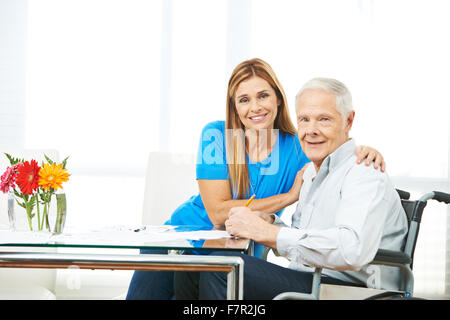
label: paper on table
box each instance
[0,228,232,245]
[170,230,232,240]
[49,229,232,245]
[0,231,52,244]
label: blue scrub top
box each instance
[165,121,310,257]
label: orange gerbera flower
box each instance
[38,163,70,191]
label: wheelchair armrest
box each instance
[371,249,411,265]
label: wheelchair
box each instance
[261,189,450,300]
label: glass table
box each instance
[0,225,252,300]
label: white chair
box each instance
[141,152,198,225]
[0,149,59,300]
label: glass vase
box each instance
[7,190,17,231]
[52,192,67,234]
[7,190,67,234]
[7,190,40,232]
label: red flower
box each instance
[16,160,41,195]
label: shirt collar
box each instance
[306,138,356,178]
[327,138,356,172]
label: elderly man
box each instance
[174,78,408,300]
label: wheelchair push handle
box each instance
[396,189,410,200]
[418,191,450,203]
[432,191,450,204]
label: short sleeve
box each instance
[196,121,229,180]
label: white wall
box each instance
[0,0,27,149]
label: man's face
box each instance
[296,89,354,170]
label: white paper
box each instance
[0,228,232,246]
[0,230,52,244]
[173,230,232,240]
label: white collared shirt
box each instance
[275,139,408,290]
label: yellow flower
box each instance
[38,163,70,191]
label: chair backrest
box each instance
[141,152,198,225]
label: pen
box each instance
[244,194,255,207]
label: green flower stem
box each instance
[24,198,33,231]
[42,196,47,231]
[45,199,51,231]
[35,193,41,231]
[47,188,55,232]
[42,201,47,231]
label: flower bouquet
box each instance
[1,153,70,233]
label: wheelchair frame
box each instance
[265,190,450,300]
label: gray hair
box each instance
[295,77,353,120]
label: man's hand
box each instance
[225,207,280,248]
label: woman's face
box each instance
[234,76,279,131]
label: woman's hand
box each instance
[355,145,386,172]
[286,163,309,205]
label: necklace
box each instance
[245,129,278,198]
[245,129,277,163]
[246,154,258,198]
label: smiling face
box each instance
[234,76,279,131]
[296,89,354,171]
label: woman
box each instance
[126,58,384,300]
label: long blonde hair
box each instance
[225,58,297,199]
